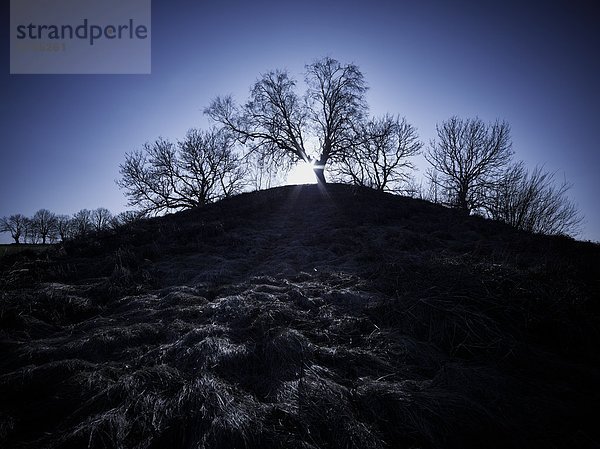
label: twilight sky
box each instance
[1,0,599,241]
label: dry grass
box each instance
[1,184,599,448]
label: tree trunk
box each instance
[457,187,469,214]
[314,166,326,185]
[313,157,327,186]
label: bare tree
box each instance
[22,218,38,244]
[246,151,286,191]
[0,214,27,244]
[31,209,58,244]
[179,128,247,200]
[402,176,430,200]
[330,115,421,192]
[72,209,92,237]
[56,214,75,241]
[425,117,513,213]
[205,56,368,185]
[421,169,447,204]
[111,211,144,229]
[117,128,246,215]
[488,162,582,236]
[90,208,113,232]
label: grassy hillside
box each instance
[1,184,599,449]
[0,244,53,259]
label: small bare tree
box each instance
[0,214,27,244]
[179,128,247,201]
[246,151,286,191]
[111,211,144,229]
[421,169,448,204]
[90,208,113,232]
[72,209,92,237]
[425,117,513,213]
[206,57,368,184]
[23,218,38,244]
[56,215,75,241]
[32,209,58,244]
[117,128,246,215]
[488,162,582,236]
[330,115,422,192]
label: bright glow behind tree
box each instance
[285,161,318,185]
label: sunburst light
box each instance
[285,161,317,185]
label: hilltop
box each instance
[1,184,599,449]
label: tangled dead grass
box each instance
[1,184,599,448]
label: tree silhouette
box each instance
[488,162,582,236]
[425,117,513,213]
[90,208,113,232]
[206,57,367,185]
[330,115,422,192]
[72,209,92,237]
[23,218,38,244]
[118,128,246,215]
[112,211,144,229]
[0,214,27,244]
[32,209,58,244]
[56,214,75,241]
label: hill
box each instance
[1,184,599,449]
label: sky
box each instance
[1,0,599,242]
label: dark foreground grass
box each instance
[0,244,53,259]
[1,184,599,448]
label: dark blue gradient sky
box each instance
[1,0,599,241]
